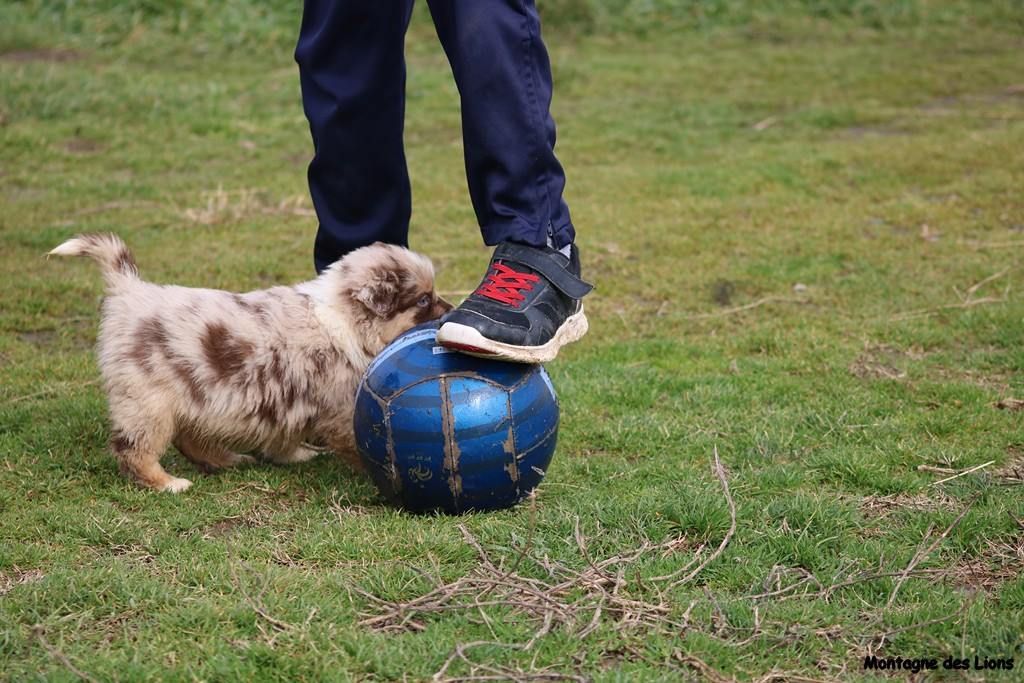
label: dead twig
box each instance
[886,495,979,609]
[33,626,98,683]
[916,464,957,475]
[71,200,161,217]
[228,561,295,633]
[865,600,970,655]
[673,651,736,683]
[432,640,585,683]
[890,269,1011,321]
[961,268,1011,299]
[3,379,100,406]
[745,565,822,601]
[744,566,950,603]
[432,641,522,682]
[995,398,1024,411]
[663,447,736,589]
[733,604,762,647]
[755,673,835,683]
[961,239,1024,250]
[359,449,735,651]
[890,296,1007,321]
[928,460,995,487]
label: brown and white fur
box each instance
[50,234,451,493]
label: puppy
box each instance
[50,234,451,492]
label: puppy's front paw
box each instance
[161,477,193,493]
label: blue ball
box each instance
[353,321,559,513]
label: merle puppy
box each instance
[50,234,451,492]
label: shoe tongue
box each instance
[495,257,540,276]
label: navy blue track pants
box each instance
[295,1,575,272]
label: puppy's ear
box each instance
[354,272,399,318]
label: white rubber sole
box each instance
[436,307,589,364]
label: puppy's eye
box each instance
[416,295,431,308]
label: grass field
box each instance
[2,1,1024,680]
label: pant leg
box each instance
[426,0,575,249]
[296,0,416,273]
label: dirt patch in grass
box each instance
[710,278,736,306]
[848,344,925,381]
[1,48,81,63]
[63,137,106,154]
[839,125,907,139]
[919,86,1024,112]
[18,329,58,347]
[994,397,1024,412]
[988,84,1024,104]
[858,492,958,519]
[0,567,45,596]
[17,322,94,351]
[197,507,274,539]
[93,608,142,646]
[599,645,643,670]
[102,543,158,567]
[995,446,1024,485]
[189,483,319,539]
[202,517,250,538]
[927,366,1011,393]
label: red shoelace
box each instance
[476,262,540,306]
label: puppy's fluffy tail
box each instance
[49,233,140,288]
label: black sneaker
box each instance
[436,242,593,363]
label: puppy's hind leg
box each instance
[264,443,321,465]
[174,430,255,474]
[109,410,190,493]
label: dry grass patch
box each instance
[928,366,1012,393]
[951,534,1024,592]
[62,137,106,154]
[0,567,45,596]
[848,344,926,381]
[0,48,81,63]
[182,187,315,225]
[994,446,1024,485]
[858,492,958,519]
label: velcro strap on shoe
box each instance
[495,243,595,300]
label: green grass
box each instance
[3,1,1024,680]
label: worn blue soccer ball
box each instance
[353,321,558,514]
